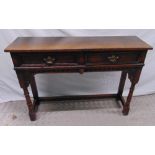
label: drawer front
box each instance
[86,52,140,65]
[13,51,143,68]
[20,52,80,66]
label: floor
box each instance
[0,94,155,126]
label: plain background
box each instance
[0,29,155,103]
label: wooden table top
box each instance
[5,36,153,52]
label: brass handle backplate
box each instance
[108,55,119,63]
[43,56,55,65]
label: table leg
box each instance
[30,75,40,112]
[117,71,127,99]
[122,69,142,115]
[16,71,36,121]
[22,84,36,121]
[122,82,136,115]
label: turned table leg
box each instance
[122,69,142,115]
[117,71,127,100]
[22,84,36,121]
[16,71,36,121]
[30,74,40,112]
[122,82,135,115]
[30,75,39,101]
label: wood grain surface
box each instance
[5,36,153,52]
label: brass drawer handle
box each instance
[43,56,55,65]
[108,55,119,62]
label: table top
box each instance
[5,36,153,52]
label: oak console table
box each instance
[5,36,153,121]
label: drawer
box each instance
[20,52,80,66]
[12,51,143,68]
[86,52,140,65]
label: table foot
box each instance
[122,106,129,115]
[29,112,36,121]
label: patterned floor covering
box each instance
[0,94,155,125]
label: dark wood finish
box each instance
[30,75,39,106]
[39,94,118,101]
[15,71,36,121]
[5,36,152,52]
[4,36,153,121]
[117,71,127,99]
[119,96,126,106]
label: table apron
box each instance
[14,63,144,73]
